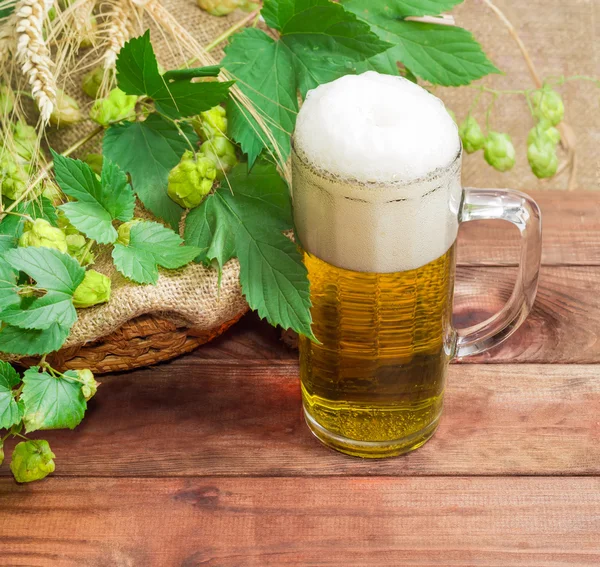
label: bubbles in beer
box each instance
[294,71,459,184]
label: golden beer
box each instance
[300,247,456,457]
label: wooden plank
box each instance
[456,190,600,267]
[1,476,599,566]
[195,266,600,364]
[1,364,597,478]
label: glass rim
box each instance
[291,140,463,189]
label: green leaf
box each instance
[103,114,198,229]
[224,29,298,167]
[21,367,86,433]
[0,256,19,308]
[0,361,22,430]
[346,0,464,18]
[224,0,390,163]
[116,31,233,119]
[0,247,85,331]
[0,323,70,356]
[183,195,236,269]
[263,0,391,96]
[10,440,56,483]
[185,162,313,337]
[53,153,135,244]
[344,1,499,86]
[112,221,201,284]
[0,198,58,253]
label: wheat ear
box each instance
[14,0,57,123]
[0,14,15,67]
[103,0,131,70]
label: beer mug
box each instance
[292,72,542,458]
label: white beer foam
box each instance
[294,72,459,184]
[292,72,462,273]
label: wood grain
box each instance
[456,190,600,267]
[1,364,596,478]
[192,265,600,364]
[1,476,599,566]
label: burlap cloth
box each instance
[42,0,598,359]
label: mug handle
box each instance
[454,188,542,358]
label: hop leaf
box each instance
[530,87,564,126]
[90,88,137,126]
[49,89,82,127]
[76,369,99,401]
[10,440,56,483]
[0,361,23,430]
[458,115,485,154]
[21,367,87,432]
[112,221,201,284]
[167,150,217,209]
[192,105,228,141]
[528,138,558,179]
[18,218,68,253]
[72,269,111,308]
[199,136,238,179]
[82,66,105,99]
[484,132,515,172]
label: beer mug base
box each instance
[303,406,441,459]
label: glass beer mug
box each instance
[292,72,542,458]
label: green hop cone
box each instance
[66,234,95,266]
[199,136,237,179]
[78,15,97,49]
[483,132,516,172]
[192,105,227,141]
[76,369,99,401]
[72,269,111,308]
[116,218,143,246]
[0,84,14,115]
[10,440,56,483]
[83,153,103,176]
[0,153,29,200]
[167,150,217,209]
[197,0,240,16]
[82,66,105,99]
[13,121,37,162]
[42,181,63,206]
[19,218,68,253]
[527,120,561,147]
[90,88,137,127]
[527,138,558,179]
[530,87,564,127]
[49,89,82,127]
[459,115,485,154]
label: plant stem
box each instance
[1,125,105,220]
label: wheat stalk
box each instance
[14,0,57,123]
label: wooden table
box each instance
[1,190,599,566]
